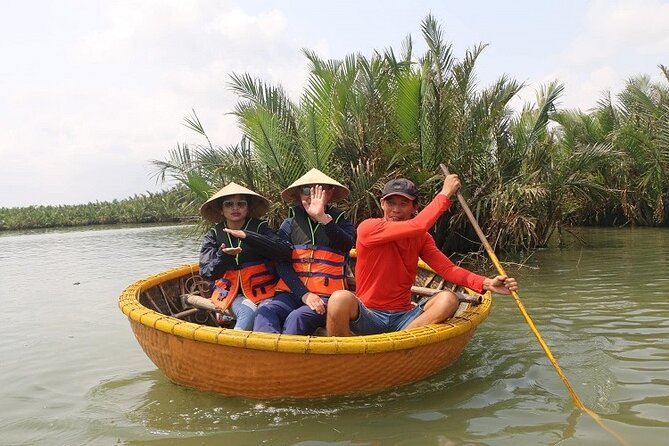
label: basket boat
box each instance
[118,256,492,399]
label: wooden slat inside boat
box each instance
[118,258,492,399]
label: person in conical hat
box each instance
[199,182,291,330]
[253,168,356,335]
[199,182,270,223]
[280,168,350,204]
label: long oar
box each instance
[440,164,628,445]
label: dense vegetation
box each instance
[154,15,669,253]
[0,189,190,231]
[7,16,666,251]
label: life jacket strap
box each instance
[291,257,346,267]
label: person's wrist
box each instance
[483,278,492,291]
[317,214,333,225]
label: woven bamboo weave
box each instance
[119,263,492,398]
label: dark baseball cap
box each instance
[381,178,418,201]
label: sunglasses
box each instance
[299,185,333,196]
[222,200,248,209]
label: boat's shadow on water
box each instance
[88,332,608,445]
[88,358,504,445]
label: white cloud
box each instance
[78,0,206,62]
[509,0,669,113]
[0,0,314,207]
[2,0,667,207]
[555,0,669,109]
[586,0,669,57]
[565,0,669,63]
[208,7,287,41]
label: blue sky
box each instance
[1,0,667,207]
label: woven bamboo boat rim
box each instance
[118,262,492,355]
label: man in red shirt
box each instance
[326,173,518,336]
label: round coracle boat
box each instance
[118,255,492,399]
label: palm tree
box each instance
[152,14,539,251]
[613,71,669,225]
[558,66,669,227]
[153,15,669,253]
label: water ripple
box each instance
[2,226,669,445]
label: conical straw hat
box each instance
[200,182,270,223]
[280,168,350,203]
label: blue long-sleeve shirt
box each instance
[199,220,292,281]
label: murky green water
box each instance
[1,225,667,445]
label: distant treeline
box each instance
[0,189,193,231]
[11,15,667,249]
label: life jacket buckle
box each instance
[215,289,228,301]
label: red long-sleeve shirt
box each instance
[355,194,486,311]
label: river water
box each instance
[0,225,667,445]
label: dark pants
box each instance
[253,292,327,335]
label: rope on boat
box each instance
[411,285,482,305]
[184,274,211,296]
[440,164,629,446]
[166,273,221,322]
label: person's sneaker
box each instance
[312,327,327,336]
[215,312,235,328]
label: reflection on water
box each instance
[0,225,668,445]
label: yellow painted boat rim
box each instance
[118,263,492,355]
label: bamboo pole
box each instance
[440,164,628,445]
[410,285,482,304]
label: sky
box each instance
[1,0,668,208]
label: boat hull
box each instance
[119,263,491,399]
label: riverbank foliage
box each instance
[0,189,191,231]
[154,15,669,252]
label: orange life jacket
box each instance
[209,218,278,312]
[211,261,278,311]
[275,206,349,296]
[275,244,347,295]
